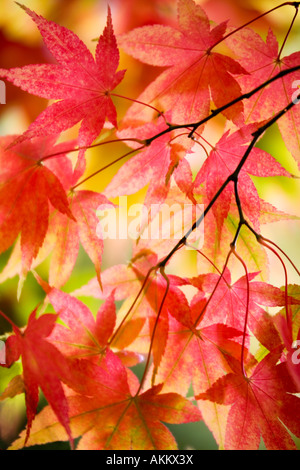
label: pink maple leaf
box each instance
[0,4,126,174]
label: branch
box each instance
[158,92,300,268]
[144,66,300,145]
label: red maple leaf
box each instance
[0,4,125,174]
[71,252,193,370]
[35,277,142,368]
[193,123,290,236]
[0,136,113,289]
[188,267,300,351]
[45,286,117,361]
[273,285,300,391]
[225,26,300,165]
[118,0,247,124]
[0,135,75,280]
[1,0,299,452]
[104,116,195,213]
[1,308,74,448]
[45,187,112,289]
[9,350,202,450]
[147,295,244,447]
[198,348,300,450]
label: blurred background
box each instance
[0,0,299,450]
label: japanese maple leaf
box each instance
[198,348,300,450]
[193,123,291,236]
[118,0,247,124]
[225,26,300,165]
[9,351,202,450]
[0,308,74,448]
[35,277,142,368]
[0,4,125,174]
[195,195,299,283]
[72,261,143,300]
[43,283,116,360]
[0,135,75,281]
[92,253,193,371]
[0,138,113,289]
[104,116,195,218]
[186,267,300,351]
[147,295,245,448]
[72,251,193,370]
[71,255,165,362]
[134,264,193,370]
[273,284,300,391]
[45,187,112,288]
[0,375,25,402]
[128,187,203,261]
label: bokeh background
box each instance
[0,0,299,450]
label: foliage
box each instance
[0,0,300,450]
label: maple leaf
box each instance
[0,136,113,289]
[71,255,170,365]
[147,295,245,448]
[193,123,291,236]
[198,348,300,450]
[185,267,300,352]
[71,251,193,370]
[118,0,247,124]
[128,187,203,261]
[45,284,116,361]
[0,4,125,174]
[0,308,74,448]
[104,116,195,217]
[9,351,202,450]
[195,196,299,283]
[1,0,299,453]
[46,188,112,288]
[225,26,300,165]
[0,374,25,401]
[34,276,142,368]
[73,259,144,300]
[0,135,75,282]
[273,284,300,391]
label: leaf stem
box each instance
[40,138,145,163]
[0,310,18,331]
[230,249,250,379]
[135,267,170,396]
[156,94,299,271]
[207,2,300,54]
[143,66,300,145]
[193,249,233,327]
[70,145,145,190]
[257,235,300,277]
[108,265,157,347]
[277,3,299,60]
[257,238,292,331]
[110,93,167,124]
